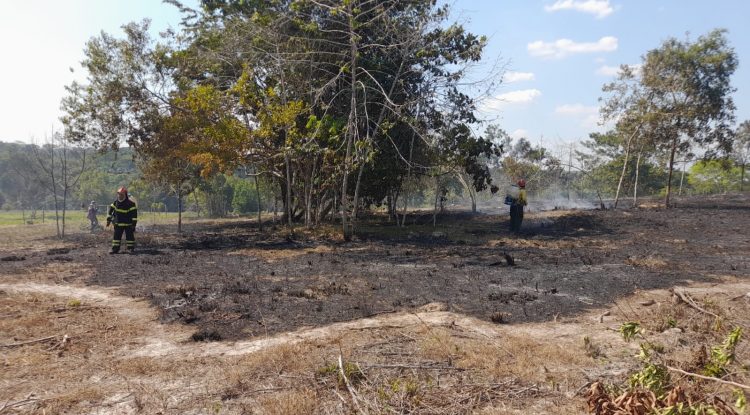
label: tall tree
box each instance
[30,132,87,238]
[640,29,737,207]
[734,121,750,191]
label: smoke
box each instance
[529,194,598,212]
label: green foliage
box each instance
[688,160,743,194]
[620,322,642,342]
[61,0,497,234]
[316,360,364,387]
[226,176,259,214]
[629,362,670,395]
[656,403,723,415]
[598,29,738,205]
[735,389,747,413]
[704,327,742,377]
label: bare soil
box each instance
[1,194,749,414]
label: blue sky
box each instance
[1,0,748,157]
[457,0,750,154]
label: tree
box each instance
[62,1,499,240]
[733,121,750,191]
[599,30,737,207]
[640,29,737,207]
[30,132,87,238]
[0,143,47,215]
[688,160,740,194]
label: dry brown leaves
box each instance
[586,382,739,415]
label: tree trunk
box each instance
[341,9,357,242]
[193,192,201,218]
[741,163,746,192]
[613,136,633,209]
[432,176,440,227]
[284,154,294,231]
[177,189,183,233]
[665,135,678,208]
[400,132,416,227]
[633,149,642,207]
[456,173,476,213]
[61,188,67,238]
[253,167,263,232]
[306,158,317,228]
[678,160,686,196]
[352,156,365,224]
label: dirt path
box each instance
[7,278,749,359]
[1,281,623,358]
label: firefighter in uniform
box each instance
[107,186,138,254]
[509,179,527,233]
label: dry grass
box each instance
[254,389,321,414]
[625,255,669,268]
[4,280,749,414]
[228,244,334,262]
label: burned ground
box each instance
[2,195,748,342]
[1,195,749,414]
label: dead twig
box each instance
[729,292,749,301]
[0,335,57,348]
[338,354,368,415]
[362,363,466,371]
[46,334,70,354]
[666,366,750,390]
[0,397,39,414]
[598,311,611,323]
[674,289,719,318]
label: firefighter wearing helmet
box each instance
[508,179,527,233]
[107,186,138,254]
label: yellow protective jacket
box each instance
[108,198,138,227]
[516,189,527,206]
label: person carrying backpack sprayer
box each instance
[505,179,527,233]
[107,186,138,254]
[87,201,100,231]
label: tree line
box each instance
[3,3,748,238]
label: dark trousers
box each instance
[112,225,135,252]
[509,205,524,232]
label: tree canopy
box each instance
[61,0,501,237]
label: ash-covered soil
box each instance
[2,194,749,342]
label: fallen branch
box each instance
[730,292,750,301]
[598,311,611,323]
[674,289,719,318]
[46,334,70,353]
[363,363,466,371]
[666,366,750,390]
[0,335,57,348]
[0,397,39,414]
[338,354,367,415]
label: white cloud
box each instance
[595,63,642,77]
[555,104,600,129]
[480,89,542,112]
[495,89,543,104]
[596,65,620,76]
[502,71,535,83]
[510,129,529,139]
[528,36,618,59]
[544,0,614,19]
